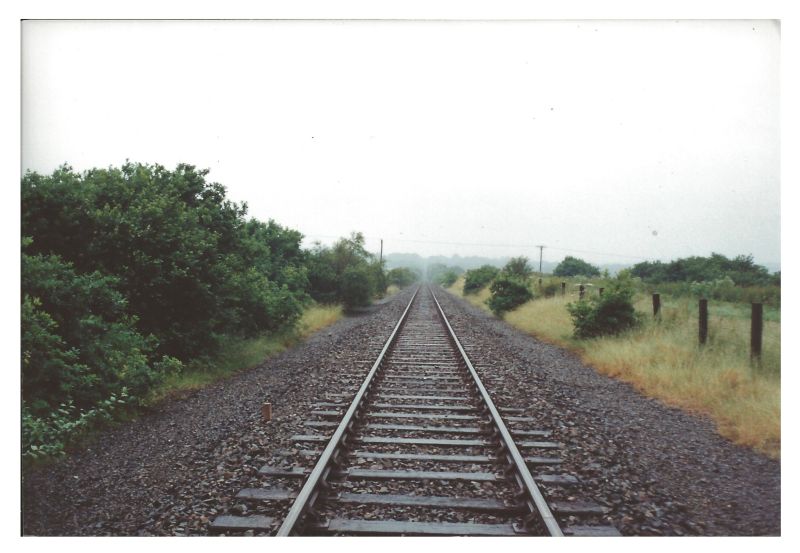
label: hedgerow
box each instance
[21,163,389,460]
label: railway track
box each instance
[210,285,619,536]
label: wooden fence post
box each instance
[699,299,708,345]
[579,284,585,300]
[751,302,763,362]
[561,282,566,296]
[261,402,273,422]
[652,293,661,318]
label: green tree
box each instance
[502,257,533,280]
[463,265,500,294]
[487,275,533,315]
[340,265,376,308]
[630,253,772,286]
[305,232,383,307]
[22,163,309,358]
[436,270,460,288]
[22,247,165,412]
[553,256,601,277]
[387,267,419,287]
[426,263,463,284]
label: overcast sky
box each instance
[21,20,780,267]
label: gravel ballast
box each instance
[434,288,780,536]
[22,285,780,536]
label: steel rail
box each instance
[276,285,421,536]
[429,286,564,537]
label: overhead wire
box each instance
[300,233,651,261]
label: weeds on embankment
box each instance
[447,278,780,459]
[384,284,401,298]
[146,304,343,404]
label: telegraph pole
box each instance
[536,245,545,274]
[379,239,383,265]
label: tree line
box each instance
[455,251,779,337]
[21,162,417,459]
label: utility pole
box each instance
[536,245,545,274]
[379,239,383,265]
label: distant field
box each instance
[447,277,781,458]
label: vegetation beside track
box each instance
[146,303,343,404]
[447,276,781,459]
[21,162,419,462]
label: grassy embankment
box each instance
[147,304,343,404]
[447,277,781,458]
[384,284,401,298]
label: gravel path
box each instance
[435,288,780,536]
[22,285,780,536]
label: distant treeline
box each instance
[450,253,780,334]
[629,254,778,287]
[21,162,418,459]
[387,252,779,281]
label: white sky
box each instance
[21,19,780,266]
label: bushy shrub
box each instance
[554,256,601,277]
[340,264,376,308]
[22,389,133,460]
[22,163,309,359]
[387,267,419,288]
[487,276,533,316]
[306,232,384,307]
[427,263,463,285]
[630,253,773,287]
[21,163,313,460]
[567,278,639,338]
[502,257,533,279]
[21,244,187,459]
[21,249,169,413]
[644,280,780,307]
[463,265,500,294]
[689,277,736,300]
[539,279,561,297]
[437,270,460,288]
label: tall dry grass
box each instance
[449,277,491,312]
[447,282,781,458]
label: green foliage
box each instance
[426,263,463,285]
[306,232,384,308]
[21,162,313,460]
[22,389,132,460]
[567,277,639,338]
[436,270,460,288]
[630,253,773,287]
[22,163,308,359]
[538,278,561,297]
[340,265,376,308]
[553,256,601,277]
[21,249,168,413]
[21,295,86,412]
[631,254,780,307]
[502,257,533,279]
[463,265,500,294]
[487,276,533,316]
[387,267,419,288]
[645,280,780,307]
